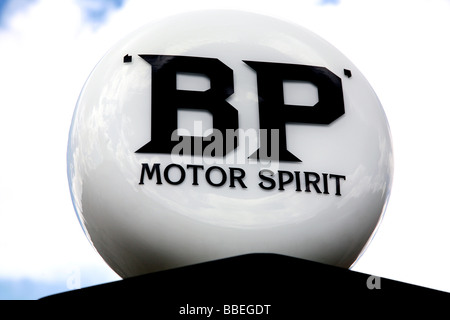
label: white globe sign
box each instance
[67,10,393,278]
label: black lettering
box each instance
[205,166,227,187]
[294,171,302,191]
[163,163,186,185]
[304,172,322,193]
[329,174,346,196]
[139,163,162,185]
[258,169,276,190]
[138,163,345,196]
[244,60,345,162]
[322,173,329,194]
[187,164,204,185]
[278,170,293,191]
[136,55,238,156]
[229,167,247,188]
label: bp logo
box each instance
[135,54,347,196]
[67,10,393,278]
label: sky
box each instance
[0,0,450,300]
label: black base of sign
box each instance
[40,253,449,316]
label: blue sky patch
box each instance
[76,0,126,24]
[0,0,36,27]
[319,0,340,5]
[0,0,126,28]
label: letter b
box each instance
[135,55,238,156]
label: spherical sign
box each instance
[67,10,393,278]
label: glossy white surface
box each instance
[67,10,393,278]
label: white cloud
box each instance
[1,0,450,297]
[0,0,120,282]
[325,0,450,292]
